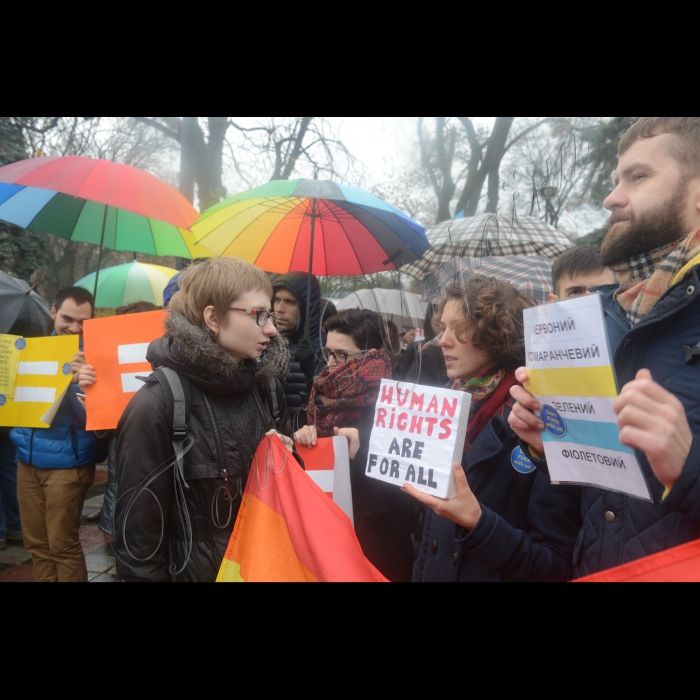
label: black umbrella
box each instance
[0,270,52,337]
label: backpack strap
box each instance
[152,368,192,490]
[268,378,282,429]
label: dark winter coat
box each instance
[273,272,322,428]
[572,272,700,577]
[350,409,416,583]
[414,408,582,583]
[114,313,293,583]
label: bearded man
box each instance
[510,117,700,577]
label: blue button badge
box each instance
[62,363,72,376]
[512,446,537,475]
[541,405,567,438]
[15,339,26,351]
[0,395,6,407]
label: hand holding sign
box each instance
[403,463,483,531]
[509,368,545,454]
[615,370,693,491]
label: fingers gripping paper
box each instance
[524,295,651,502]
[0,336,79,428]
[83,310,168,431]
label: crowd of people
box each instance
[1,116,699,583]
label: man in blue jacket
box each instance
[10,287,101,583]
[511,118,700,577]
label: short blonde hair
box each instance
[169,258,272,327]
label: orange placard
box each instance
[83,310,168,431]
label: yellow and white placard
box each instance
[0,335,23,398]
[524,295,651,502]
[0,336,80,429]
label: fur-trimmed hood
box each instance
[146,312,291,397]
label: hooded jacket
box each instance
[114,313,292,583]
[273,272,322,426]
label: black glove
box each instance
[295,338,318,379]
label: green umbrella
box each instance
[75,261,178,309]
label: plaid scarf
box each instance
[612,230,700,326]
[453,367,507,420]
[310,349,394,437]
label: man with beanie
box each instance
[273,272,322,428]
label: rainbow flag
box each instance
[217,436,387,583]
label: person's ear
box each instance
[203,306,222,334]
[548,293,560,304]
[50,306,57,322]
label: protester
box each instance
[10,287,100,583]
[385,320,404,374]
[400,328,416,351]
[405,277,581,582]
[78,302,160,540]
[549,246,616,302]
[273,272,322,428]
[114,259,294,583]
[398,302,449,388]
[510,117,700,577]
[295,309,416,582]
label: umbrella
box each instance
[419,256,554,306]
[335,289,428,331]
[401,213,573,281]
[0,156,209,295]
[0,270,52,336]
[74,261,179,309]
[192,179,429,337]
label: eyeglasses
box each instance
[323,349,367,365]
[228,308,275,327]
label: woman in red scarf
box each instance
[406,277,582,583]
[296,310,416,582]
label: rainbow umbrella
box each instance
[0,156,211,294]
[191,179,429,336]
[74,261,179,309]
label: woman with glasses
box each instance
[296,309,415,582]
[114,259,295,583]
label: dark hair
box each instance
[385,320,402,355]
[619,118,700,178]
[116,302,160,316]
[552,246,606,297]
[53,287,95,314]
[443,276,536,370]
[321,299,338,325]
[324,309,386,352]
[424,303,438,343]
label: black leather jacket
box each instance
[115,313,292,583]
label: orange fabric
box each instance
[84,310,168,431]
[219,436,388,583]
[577,539,700,583]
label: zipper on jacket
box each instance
[202,395,227,473]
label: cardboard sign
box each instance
[0,335,23,398]
[84,310,168,431]
[524,295,651,502]
[366,380,471,499]
[0,336,79,428]
[295,437,354,526]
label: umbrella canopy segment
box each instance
[335,289,428,331]
[74,261,179,309]
[0,270,52,336]
[0,156,201,259]
[192,179,430,276]
[419,256,554,307]
[401,214,573,281]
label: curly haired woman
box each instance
[296,310,415,582]
[406,276,582,583]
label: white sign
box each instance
[366,380,471,500]
[524,295,651,502]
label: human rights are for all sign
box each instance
[524,295,651,502]
[366,380,471,500]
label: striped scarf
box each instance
[612,230,700,326]
[453,367,507,420]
